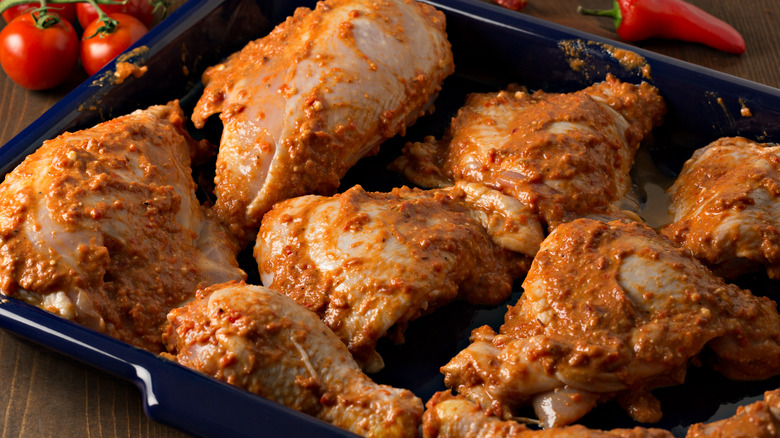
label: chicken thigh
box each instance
[192,0,455,244]
[0,101,245,352]
[423,391,673,438]
[392,75,666,228]
[255,182,541,372]
[441,218,780,428]
[661,136,780,279]
[163,281,423,438]
[685,389,780,438]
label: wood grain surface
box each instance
[0,0,778,436]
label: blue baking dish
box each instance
[2,0,780,436]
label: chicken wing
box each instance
[661,136,780,279]
[0,101,245,352]
[255,182,540,372]
[423,391,674,438]
[163,281,423,438]
[392,75,666,228]
[192,0,455,244]
[685,389,780,438]
[441,218,780,428]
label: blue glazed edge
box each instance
[1,0,779,436]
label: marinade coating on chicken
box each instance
[685,389,780,438]
[441,218,780,428]
[392,75,666,228]
[662,136,780,280]
[191,0,455,245]
[0,101,246,353]
[255,182,540,372]
[423,391,674,438]
[163,281,423,438]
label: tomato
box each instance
[77,0,158,29]
[81,13,148,76]
[2,3,78,25]
[0,13,79,90]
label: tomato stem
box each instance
[0,0,126,17]
[32,7,62,30]
[81,0,119,38]
[149,0,167,19]
[4,0,63,29]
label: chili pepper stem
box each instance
[578,1,622,30]
[577,5,619,19]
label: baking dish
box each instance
[2,0,780,436]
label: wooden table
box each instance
[0,0,778,436]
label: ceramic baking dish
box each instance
[2,0,780,436]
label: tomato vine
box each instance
[0,0,167,89]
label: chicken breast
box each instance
[0,101,245,353]
[441,218,780,428]
[163,281,423,438]
[255,182,540,372]
[192,0,455,244]
[662,136,780,279]
[392,75,666,228]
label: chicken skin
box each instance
[392,75,666,228]
[163,281,423,438]
[441,218,780,428]
[0,101,245,352]
[192,0,455,244]
[422,391,674,438]
[685,389,780,438]
[662,137,780,280]
[255,182,541,372]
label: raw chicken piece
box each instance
[441,218,780,428]
[191,0,455,244]
[392,75,665,228]
[423,391,674,438]
[0,101,245,352]
[662,137,780,279]
[255,182,540,372]
[163,281,423,438]
[686,389,780,438]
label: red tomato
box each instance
[81,13,148,76]
[2,3,78,25]
[77,0,157,29]
[493,0,527,11]
[0,13,79,90]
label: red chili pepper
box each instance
[578,0,746,55]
